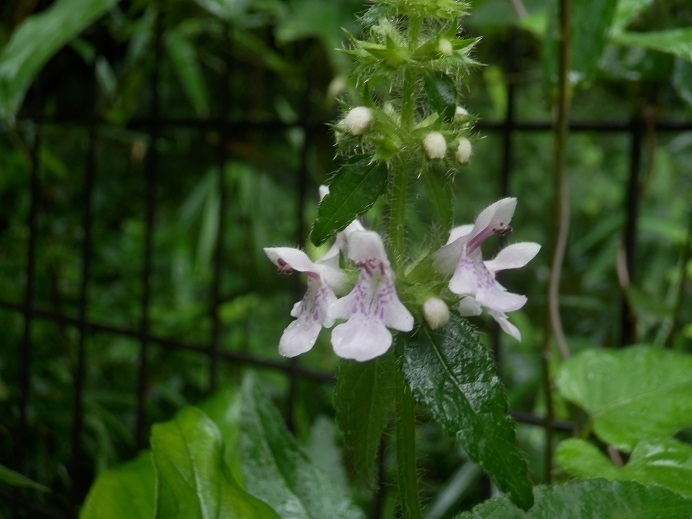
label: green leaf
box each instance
[456,479,692,518]
[611,0,654,33]
[151,406,279,519]
[543,0,618,89]
[421,169,453,237]
[0,464,49,492]
[399,314,534,510]
[611,29,692,63]
[556,345,692,451]
[423,71,459,122]
[165,29,210,117]
[80,452,154,519]
[0,0,120,123]
[334,354,396,487]
[556,437,692,499]
[239,376,366,519]
[311,156,388,246]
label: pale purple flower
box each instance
[329,231,414,361]
[433,198,540,340]
[264,247,347,357]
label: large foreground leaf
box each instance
[611,29,692,63]
[311,156,387,246]
[80,453,154,519]
[151,406,279,519]
[556,437,692,499]
[335,354,396,487]
[556,345,692,451]
[399,314,533,510]
[0,0,120,122]
[456,479,692,518]
[239,376,365,519]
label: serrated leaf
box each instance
[556,345,692,451]
[151,406,279,519]
[0,0,120,123]
[399,314,533,510]
[456,479,692,518]
[543,0,618,89]
[611,28,692,62]
[80,452,154,519]
[423,71,458,122]
[311,156,387,246]
[556,437,692,498]
[335,354,396,487]
[239,376,366,519]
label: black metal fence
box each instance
[1,10,690,519]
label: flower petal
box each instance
[448,257,478,295]
[331,317,393,361]
[264,247,315,273]
[470,197,516,238]
[345,230,389,264]
[279,317,321,357]
[485,242,540,272]
[447,224,474,244]
[489,310,522,341]
[476,285,526,313]
[433,239,465,276]
[458,296,482,316]
[382,296,414,331]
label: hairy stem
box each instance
[395,369,422,519]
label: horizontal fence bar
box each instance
[0,298,574,431]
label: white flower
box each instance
[422,131,447,159]
[339,106,373,136]
[264,247,348,357]
[455,105,469,118]
[329,231,414,361]
[433,198,540,340]
[455,137,472,163]
[422,296,450,329]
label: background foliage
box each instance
[0,0,690,517]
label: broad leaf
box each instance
[556,345,692,451]
[151,406,279,519]
[543,0,618,89]
[311,156,387,246]
[399,314,533,510]
[0,0,120,123]
[611,29,692,63]
[80,452,154,519]
[423,71,458,122]
[611,0,654,33]
[335,353,396,487]
[239,376,366,519]
[556,437,692,499]
[456,479,692,518]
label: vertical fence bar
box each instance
[620,116,642,346]
[69,50,98,509]
[209,25,232,393]
[135,10,161,448]
[13,81,43,519]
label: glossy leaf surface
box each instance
[335,354,396,487]
[456,479,692,518]
[239,377,365,519]
[0,0,119,122]
[556,437,692,498]
[151,406,279,519]
[311,156,387,246]
[556,345,692,451]
[399,314,533,510]
[80,453,154,519]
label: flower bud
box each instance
[438,38,453,56]
[422,132,447,159]
[455,137,472,163]
[455,105,469,118]
[340,106,372,136]
[423,297,450,329]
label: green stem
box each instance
[390,15,423,518]
[395,369,422,519]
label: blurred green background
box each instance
[0,0,690,517]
